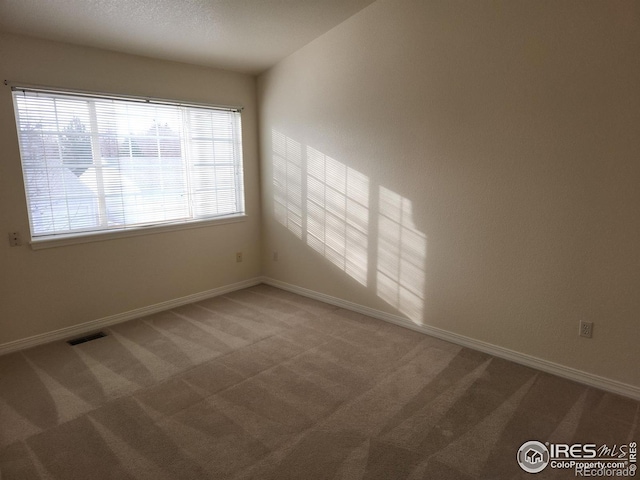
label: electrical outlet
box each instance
[8,231,22,247]
[579,321,593,338]
[273,251,278,261]
[236,252,243,263]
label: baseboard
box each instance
[0,277,263,356]
[4,275,638,400]
[262,277,640,401]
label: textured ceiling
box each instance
[0,0,376,74]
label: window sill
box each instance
[29,214,247,250]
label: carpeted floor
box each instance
[0,284,637,479]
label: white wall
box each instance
[258,0,640,387]
[0,33,261,345]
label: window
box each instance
[11,87,244,244]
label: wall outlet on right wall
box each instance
[579,321,594,338]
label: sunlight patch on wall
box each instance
[272,130,303,238]
[306,147,369,286]
[377,186,427,323]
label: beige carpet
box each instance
[0,284,637,479]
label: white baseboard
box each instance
[4,275,638,400]
[0,277,263,356]
[262,277,640,401]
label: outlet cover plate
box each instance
[579,321,593,338]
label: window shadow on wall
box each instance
[306,146,369,287]
[272,131,303,239]
[272,130,427,324]
[377,187,427,323]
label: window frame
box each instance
[28,213,247,250]
[10,84,247,249]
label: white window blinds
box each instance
[12,87,244,239]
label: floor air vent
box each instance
[67,331,107,346]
